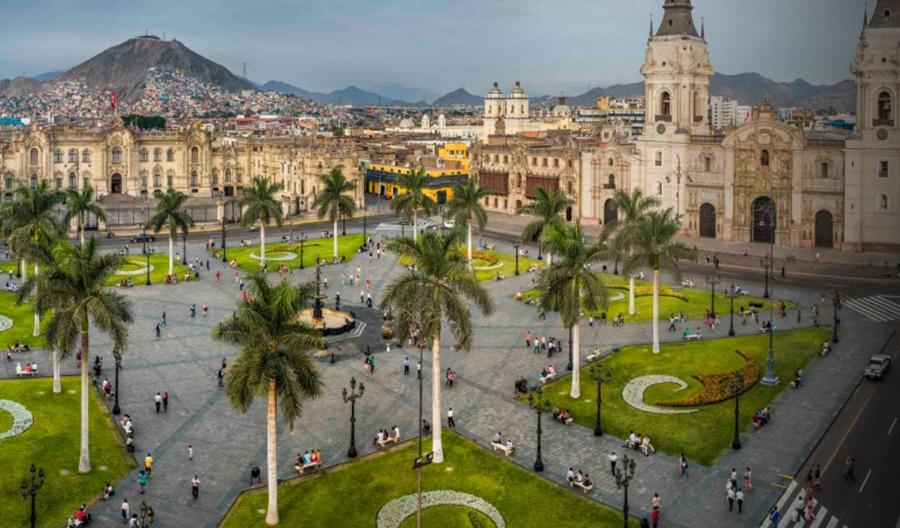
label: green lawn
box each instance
[104,251,192,287]
[214,234,365,273]
[0,291,48,348]
[222,433,637,528]
[534,326,830,465]
[402,248,544,282]
[521,271,787,323]
[0,377,134,528]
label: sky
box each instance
[0,0,865,97]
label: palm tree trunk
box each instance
[168,230,175,276]
[652,269,660,354]
[412,210,418,242]
[265,379,279,525]
[628,276,636,315]
[547,252,552,266]
[21,258,26,279]
[466,221,473,268]
[431,335,443,464]
[33,263,40,337]
[333,219,339,260]
[260,224,267,270]
[78,314,91,473]
[52,348,61,393]
[570,323,581,398]
[79,212,85,247]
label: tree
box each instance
[624,209,696,353]
[389,168,436,241]
[446,180,488,267]
[148,188,194,277]
[537,222,609,398]
[64,185,107,247]
[611,189,661,316]
[212,274,324,525]
[19,238,132,472]
[380,232,494,463]
[0,181,63,336]
[517,187,572,264]
[312,169,356,260]
[240,177,284,269]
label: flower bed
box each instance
[659,350,759,408]
[457,248,499,265]
[0,399,33,439]
[377,490,505,528]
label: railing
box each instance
[602,183,616,190]
[807,139,844,147]
[690,135,725,143]
[655,115,672,122]
[872,119,894,127]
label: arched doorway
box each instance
[814,210,834,248]
[565,207,573,221]
[110,173,122,193]
[699,203,716,238]
[751,197,775,243]
[603,199,617,225]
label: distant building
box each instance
[364,142,470,204]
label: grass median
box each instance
[213,234,365,273]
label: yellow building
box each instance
[365,143,470,205]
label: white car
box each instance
[443,219,455,229]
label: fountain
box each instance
[298,258,356,336]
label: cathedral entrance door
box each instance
[814,210,833,248]
[751,197,775,243]
[603,199,618,225]
[699,203,716,238]
[110,173,122,193]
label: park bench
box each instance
[570,480,594,493]
[294,460,320,474]
[683,333,702,341]
[377,434,400,448]
[539,372,556,384]
[491,442,515,456]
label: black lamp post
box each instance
[613,258,618,276]
[614,454,637,528]
[832,291,841,343]
[513,244,520,276]
[527,386,550,472]
[760,202,779,385]
[342,212,347,236]
[706,273,720,318]
[139,501,154,528]
[342,377,365,458]
[19,463,45,528]
[362,205,368,250]
[221,213,227,263]
[726,284,737,337]
[299,236,305,270]
[589,361,611,436]
[112,352,122,415]
[144,241,151,286]
[566,326,573,372]
[731,370,743,450]
[760,255,770,299]
[181,232,188,266]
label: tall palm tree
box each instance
[381,232,494,463]
[624,209,695,353]
[148,188,194,277]
[517,187,572,264]
[64,185,107,247]
[213,273,324,525]
[611,189,661,316]
[390,168,436,241]
[538,223,609,398]
[446,180,489,267]
[312,169,356,260]
[239,177,284,270]
[19,238,132,472]
[0,181,63,336]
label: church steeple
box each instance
[655,0,700,38]
[868,0,900,28]
[701,17,705,39]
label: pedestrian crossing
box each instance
[758,480,848,528]
[844,295,900,323]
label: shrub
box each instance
[659,350,759,407]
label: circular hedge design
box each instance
[377,490,505,528]
[249,251,297,262]
[0,399,34,439]
[114,261,154,276]
[621,375,699,415]
[0,315,13,332]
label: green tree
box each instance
[381,232,494,462]
[446,180,488,267]
[19,238,133,472]
[239,177,284,269]
[611,189,661,316]
[64,185,107,247]
[212,274,324,525]
[148,188,194,277]
[537,222,609,398]
[311,169,356,260]
[389,168,436,241]
[624,209,696,353]
[517,187,572,264]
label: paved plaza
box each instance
[1,227,896,527]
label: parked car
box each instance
[443,219,455,229]
[131,233,155,243]
[865,354,891,379]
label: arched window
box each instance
[111,146,122,164]
[153,171,161,188]
[191,171,198,187]
[55,177,62,189]
[166,149,175,162]
[761,149,770,167]
[878,91,892,121]
[68,149,77,163]
[30,174,38,188]
[660,92,671,118]
[608,174,616,188]
[224,169,232,183]
[693,92,702,120]
[82,149,90,163]
[53,149,62,163]
[140,172,148,188]
[167,174,174,188]
[608,158,614,167]
[191,147,199,164]
[211,170,218,185]
[30,148,39,166]
[153,148,162,162]
[879,194,889,211]
[68,172,76,189]
[140,148,148,162]
[656,181,663,195]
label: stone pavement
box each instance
[0,228,894,527]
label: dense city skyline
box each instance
[1,0,862,97]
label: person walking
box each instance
[162,391,169,412]
[736,488,745,513]
[447,407,455,428]
[524,329,532,348]
[730,467,738,490]
[651,508,660,528]
[403,356,410,376]
[190,304,196,317]
[161,311,166,326]
[155,323,161,338]
[120,498,130,524]
[138,470,147,494]
[154,392,162,413]
[814,464,821,491]
[191,475,200,500]
[416,360,421,380]
[217,368,224,387]
[727,485,736,511]
[144,451,153,476]
[188,444,193,461]
[609,451,618,475]
[743,467,752,491]
[843,456,857,482]
[215,270,221,282]
[678,454,687,478]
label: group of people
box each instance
[565,468,594,488]
[374,426,400,446]
[4,280,18,291]
[6,342,31,355]
[491,431,514,451]
[666,312,687,332]
[444,368,458,387]
[64,504,92,527]
[121,414,136,452]
[293,449,323,470]
[14,361,38,377]
[622,431,656,456]
[726,470,748,514]
[752,406,772,428]
[551,407,573,425]
[539,364,557,383]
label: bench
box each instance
[294,461,320,474]
[539,373,556,384]
[683,333,702,341]
[570,480,594,493]
[585,353,599,363]
[377,435,400,448]
[491,442,515,456]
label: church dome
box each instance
[398,118,415,129]
[487,82,504,99]
[509,81,527,99]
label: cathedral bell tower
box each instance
[640,0,714,137]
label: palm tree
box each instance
[213,273,324,525]
[624,209,696,353]
[64,185,107,247]
[381,232,494,463]
[611,189,661,316]
[0,181,63,336]
[148,189,194,277]
[15,237,62,391]
[312,169,356,260]
[240,177,284,270]
[389,168,436,241]
[19,238,132,472]
[517,187,572,265]
[446,180,489,267]
[538,223,609,398]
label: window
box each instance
[167,149,175,162]
[191,147,199,164]
[82,149,90,163]
[661,92,671,117]
[704,157,712,172]
[167,174,174,188]
[553,159,559,168]
[879,160,889,179]
[30,148,39,165]
[493,154,499,163]
[4,178,12,190]
[53,149,62,163]
[153,148,162,162]
[225,169,232,183]
[503,155,508,163]
[55,177,62,189]
[655,151,663,167]
[83,177,89,189]
[153,172,161,188]
[30,174,38,188]
[140,173,148,188]
[68,149,77,163]
[656,181,663,195]
[878,194,888,211]
[542,158,548,167]
[140,148,148,162]
[237,169,243,182]
[111,147,122,164]
[761,149,770,167]
[607,175,616,188]
[820,162,829,178]
[878,91,892,121]
[191,171,198,186]
[608,158,614,167]
[211,170,218,185]
[68,173,76,189]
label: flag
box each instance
[111,90,118,111]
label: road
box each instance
[796,328,900,528]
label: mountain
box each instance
[432,88,483,107]
[0,76,44,98]
[32,70,64,82]
[261,80,415,106]
[260,80,317,98]
[56,35,255,97]
[355,81,435,105]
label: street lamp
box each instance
[759,203,779,386]
[527,386,551,472]
[513,244,520,276]
[614,454,637,528]
[362,205,368,250]
[589,361,611,436]
[832,291,841,343]
[566,326,573,372]
[760,255,770,299]
[726,284,738,337]
[706,273,721,318]
[19,463,45,528]
[221,211,228,263]
[731,370,743,450]
[112,351,122,415]
[342,377,365,458]
[181,232,188,266]
[143,241,151,286]
[139,501,155,528]
[299,236,305,270]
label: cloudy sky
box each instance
[0,0,864,96]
